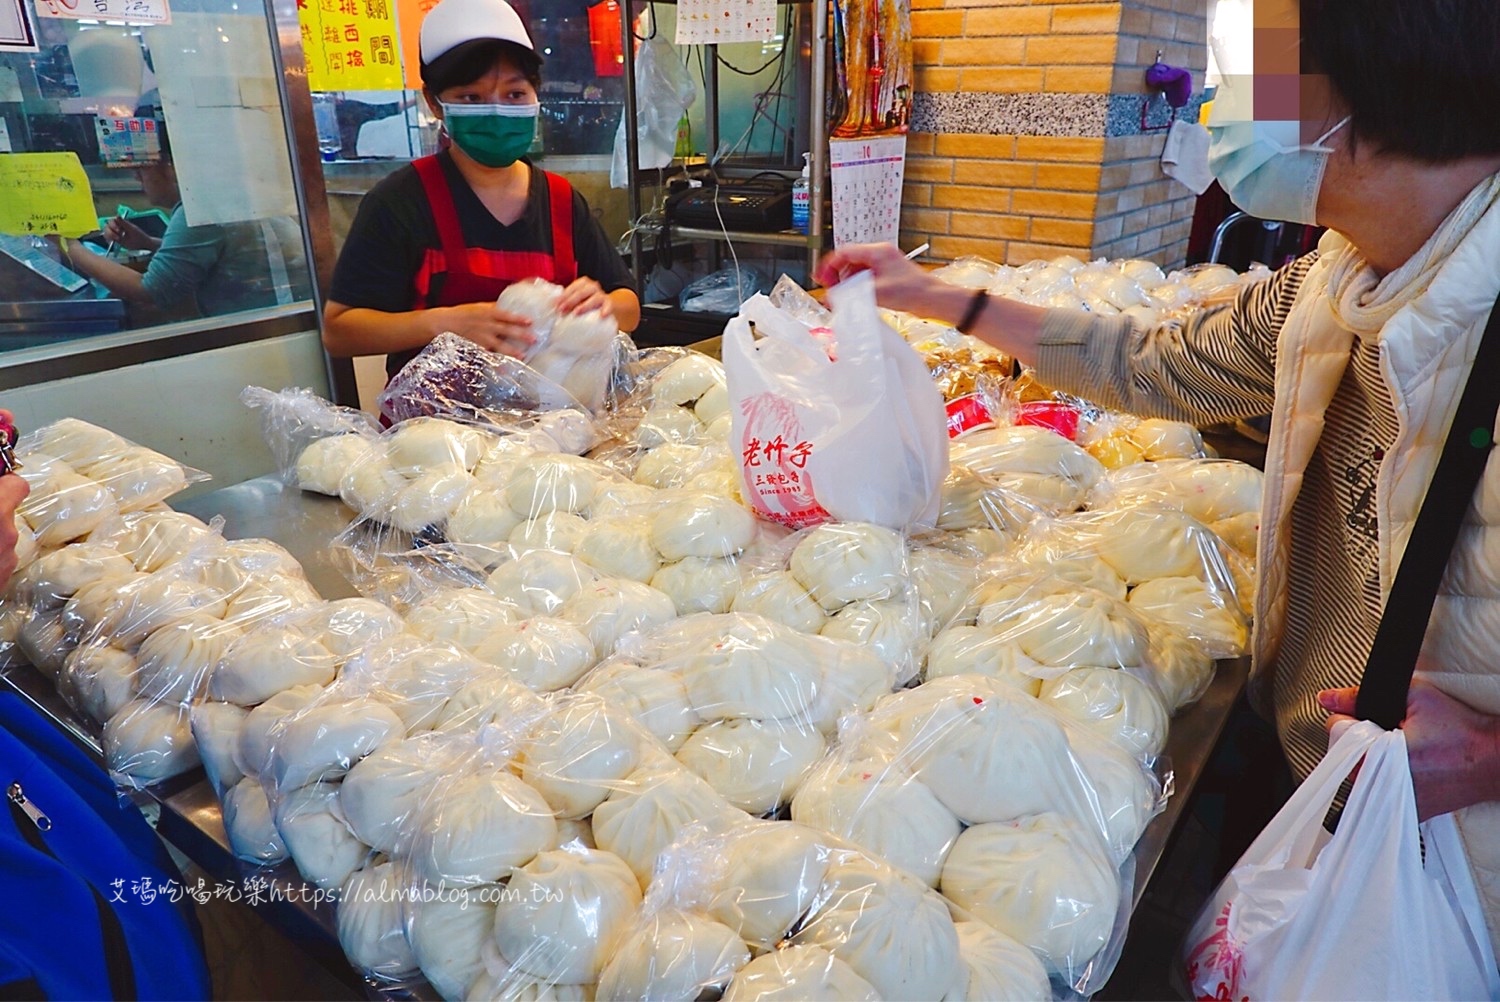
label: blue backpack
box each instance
[0,693,211,1000]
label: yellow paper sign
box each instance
[298,0,403,91]
[0,152,98,238]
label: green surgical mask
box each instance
[441,102,539,168]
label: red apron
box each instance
[385,154,578,382]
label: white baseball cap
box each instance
[419,0,536,66]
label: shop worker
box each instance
[820,0,1500,957]
[322,0,640,383]
[54,108,305,323]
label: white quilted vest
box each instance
[1252,174,1500,954]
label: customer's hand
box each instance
[558,277,611,318]
[814,242,943,316]
[0,471,30,592]
[103,215,159,252]
[429,301,535,358]
[1320,679,1500,820]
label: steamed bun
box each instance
[791,854,961,1000]
[788,523,906,611]
[791,755,960,888]
[408,884,498,1001]
[947,920,1051,1001]
[676,718,825,815]
[939,814,1119,976]
[560,578,677,656]
[486,549,598,617]
[649,493,756,560]
[1038,667,1170,761]
[386,417,487,475]
[592,761,746,889]
[723,945,878,1001]
[103,700,200,784]
[730,572,827,633]
[272,780,369,890]
[574,517,663,582]
[222,776,289,863]
[296,435,377,495]
[492,848,642,983]
[519,701,643,819]
[577,662,700,752]
[651,556,742,615]
[705,823,830,949]
[337,862,419,979]
[469,617,598,691]
[409,771,557,887]
[597,910,750,1002]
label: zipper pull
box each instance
[9,783,51,831]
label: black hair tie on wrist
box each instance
[958,288,990,334]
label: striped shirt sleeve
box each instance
[1030,253,1317,425]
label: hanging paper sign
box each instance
[95,116,163,166]
[674,0,775,45]
[1,0,38,51]
[35,0,170,26]
[829,134,905,247]
[394,0,438,90]
[298,0,402,92]
[0,152,99,238]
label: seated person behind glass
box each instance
[54,112,307,323]
[320,0,641,384]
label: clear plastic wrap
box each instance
[725,520,934,685]
[378,332,589,425]
[239,385,382,493]
[15,454,120,548]
[336,860,420,982]
[948,424,1106,515]
[634,820,968,1000]
[931,255,1004,290]
[578,612,896,815]
[86,509,216,574]
[1017,505,1249,661]
[596,906,752,1001]
[17,418,208,519]
[792,674,1160,992]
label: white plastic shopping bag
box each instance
[1181,720,1500,1001]
[723,272,949,531]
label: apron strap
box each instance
[414,154,473,281]
[544,170,577,285]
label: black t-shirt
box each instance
[329,152,634,314]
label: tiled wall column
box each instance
[899,0,1209,268]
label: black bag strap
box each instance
[1355,290,1500,728]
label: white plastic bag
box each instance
[723,273,948,532]
[1181,720,1500,1001]
[610,23,695,188]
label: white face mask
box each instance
[1207,82,1350,225]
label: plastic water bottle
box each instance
[791,153,811,234]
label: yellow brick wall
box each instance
[898,0,1210,269]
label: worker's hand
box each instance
[104,215,158,252]
[558,277,612,318]
[1320,679,1500,820]
[814,242,941,316]
[0,472,30,592]
[430,301,535,358]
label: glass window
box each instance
[0,0,314,352]
[308,0,627,164]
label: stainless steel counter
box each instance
[4,473,1248,997]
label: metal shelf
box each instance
[669,224,826,248]
[620,0,830,280]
